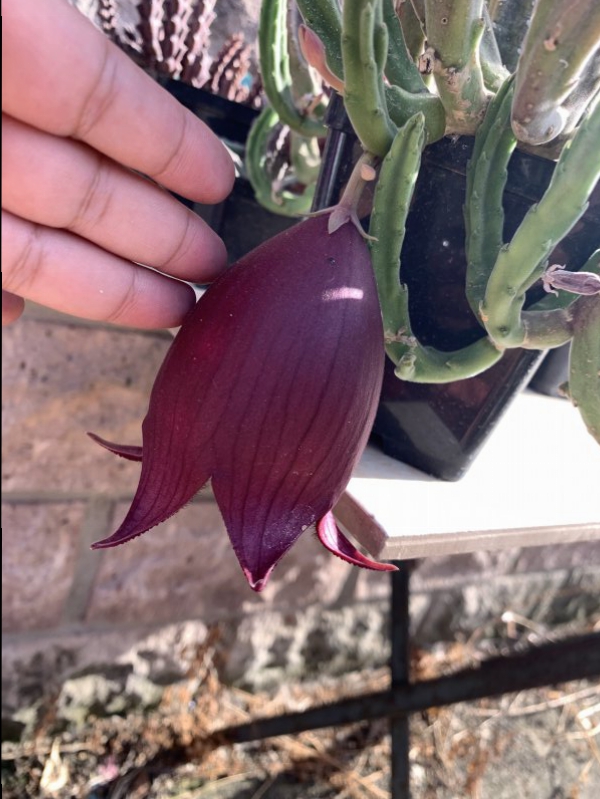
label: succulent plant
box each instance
[247,0,600,444]
[90,1,599,588]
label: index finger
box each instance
[1,0,235,204]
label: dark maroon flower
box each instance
[90,213,395,590]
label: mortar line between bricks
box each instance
[1,491,216,504]
[61,497,116,625]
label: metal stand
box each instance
[390,564,411,797]
[217,561,600,797]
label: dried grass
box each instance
[2,615,599,798]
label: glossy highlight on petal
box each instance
[91,213,389,587]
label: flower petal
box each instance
[205,215,384,587]
[87,432,143,461]
[317,512,398,571]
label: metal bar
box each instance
[390,564,411,798]
[217,632,600,743]
[311,93,357,212]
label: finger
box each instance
[2,115,227,282]
[2,0,235,204]
[2,210,198,329]
[2,290,25,326]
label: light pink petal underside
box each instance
[316,512,398,572]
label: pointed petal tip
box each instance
[317,512,398,572]
[87,432,143,462]
[90,526,146,550]
[243,566,275,592]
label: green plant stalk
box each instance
[371,0,391,122]
[517,251,600,349]
[289,131,322,186]
[381,0,428,93]
[368,114,424,342]
[568,294,600,445]
[259,0,327,137]
[482,97,600,349]
[342,0,397,156]
[382,0,447,143]
[408,0,426,28]
[245,106,315,217]
[287,1,323,103]
[512,0,600,145]
[479,3,510,92]
[397,0,425,62]
[385,85,446,142]
[464,76,516,319]
[559,52,600,140]
[533,250,600,312]
[368,114,503,382]
[296,0,344,80]
[423,0,489,134]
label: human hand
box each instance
[2,0,235,328]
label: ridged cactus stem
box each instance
[482,96,600,349]
[423,0,490,135]
[511,0,600,145]
[381,0,428,93]
[568,294,600,445]
[479,3,509,93]
[245,106,316,216]
[296,0,344,80]
[533,251,600,312]
[464,77,516,319]
[383,0,447,142]
[259,0,327,137]
[518,250,600,348]
[396,0,425,62]
[369,115,503,383]
[342,0,398,156]
[519,308,575,349]
[287,2,323,102]
[368,114,424,343]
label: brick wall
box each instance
[3,303,599,718]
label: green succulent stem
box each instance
[379,0,447,141]
[568,294,600,444]
[464,76,517,319]
[533,250,600,312]
[368,113,503,383]
[245,106,316,217]
[396,0,426,62]
[482,97,600,349]
[423,0,490,135]
[341,0,398,156]
[511,0,600,145]
[518,250,600,349]
[287,2,323,102]
[295,0,344,81]
[479,3,510,92]
[381,0,428,93]
[259,0,328,137]
[368,113,424,342]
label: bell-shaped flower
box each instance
[89,212,395,590]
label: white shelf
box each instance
[335,391,600,561]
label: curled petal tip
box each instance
[317,513,398,572]
[244,568,274,593]
[87,432,143,462]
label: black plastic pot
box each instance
[528,343,571,398]
[314,97,600,480]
